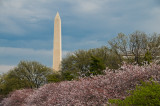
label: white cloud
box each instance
[1,0,159,36]
[73,1,102,14]
[62,50,70,58]
[0,17,26,35]
[0,47,52,66]
[0,0,55,35]
[68,0,110,15]
[0,50,69,74]
[0,39,53,49]
[0,65,15,74]
[0,47,52,57]
[0,0,52,19]
[140,7,160,34]
[0,47,70,67]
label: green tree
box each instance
[108,33,129,62]
[108,31,152,65]
[47,72,62,83]
[14,61,52,88]
[0,72,30,95]
[129,31,148,64]
[86,56,105,76]
[144,50,152,64]
[61,47,121,78]
[0,61,52,95]
[61,70,78,81]
[109,81,160,105]
[148,33,160,63]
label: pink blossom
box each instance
[1,64,160,106]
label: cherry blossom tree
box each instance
[1,63,160,105]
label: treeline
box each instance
[108,31,160,64]
[0,31,160,96]
[60,31,160,80]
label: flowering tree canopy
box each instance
[1,63,160,105]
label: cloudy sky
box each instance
[0,0,160,73]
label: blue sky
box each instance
[0,0,160,73]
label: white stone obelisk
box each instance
[53,12,62,71]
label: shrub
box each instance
[0,89,33,106]
[144,50,152,64]
[47,72,62,83]
[109,81,160,105]
[61,70,78,81]
[86,56,105,76]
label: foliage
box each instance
[129,31,148,64]
[0,73,30,95]
[144,50,152,64]
[61,46,122,78]
[108,33,128,62]
[0,89,33,106]
[0,61,52,95]
[108,31,160,64]
[61,70,78,81]
[86,56,105,76]
[47,72,62,83]
[1,63,160,105]
[109,81,160,105]
[147,33,160,61]
[47,70,78,82]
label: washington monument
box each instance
[53,12,62,71]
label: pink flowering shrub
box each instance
[0,89,33,106]
[0,95,5,103]
[1,63,160,106]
